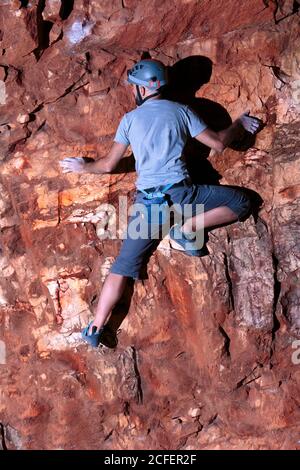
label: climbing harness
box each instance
[139,183,174,225]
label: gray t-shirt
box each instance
[114,99,207,190]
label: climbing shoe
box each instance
[169,224,209,257]
[81,321,105,348]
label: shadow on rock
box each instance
[164,55,264,185]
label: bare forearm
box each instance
[83,157,112,174]
[218,119,244,148]
[59,142,127,175]
[195,111,260,152]
[82,142,128,174]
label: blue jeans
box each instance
[110,179,251,279]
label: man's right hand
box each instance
[238,111,261,134]
[59,157,87,174]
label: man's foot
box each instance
[169,224,209,257]
[81,321,105,348]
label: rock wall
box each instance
[0,0,300,450]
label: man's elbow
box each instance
[88,159,115,174]
[103,161,115,173]
[101,157,118,173]
[214,141,226,153]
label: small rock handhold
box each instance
[17,113,30,124]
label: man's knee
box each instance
[236,193,252,220]
[110,255,142,280]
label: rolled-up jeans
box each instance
[110,178,251,279]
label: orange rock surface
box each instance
[0,0,299,450]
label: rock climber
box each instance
[59,59,261,347]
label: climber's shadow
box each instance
[163,55,262,185]
[113,153,136,174]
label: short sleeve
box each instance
[114,114,130,146]
[184,106,208,138]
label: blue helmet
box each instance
[127,59,168,90]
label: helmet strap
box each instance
[135,85,160,106]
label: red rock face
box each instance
[0,0,300,450]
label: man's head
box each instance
[126,59,168,106]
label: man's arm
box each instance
[84,142,129,174]
[194,111,261,153]
[59,142,128,174]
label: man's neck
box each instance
[145,94,161,101]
